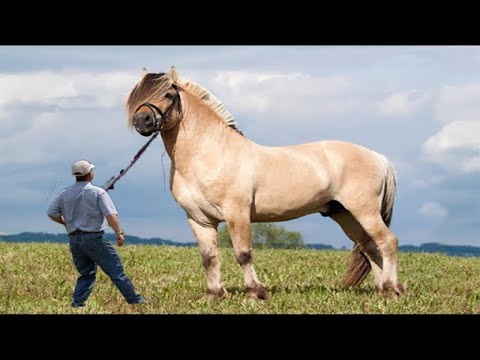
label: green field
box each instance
[1,242,479,314]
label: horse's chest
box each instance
[171,175,222,222]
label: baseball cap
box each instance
[71,160,96,176]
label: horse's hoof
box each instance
[394,283,406,296]
[246,284,269,300]
[202,287,228,300]
[376,281,405,298]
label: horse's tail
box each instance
[343,244,371,287]
[380,156,397,227]
[343,154,397,287]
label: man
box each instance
[47,160,144,307]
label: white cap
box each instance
[71,160,95,176]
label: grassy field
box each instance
[1,242,479,314]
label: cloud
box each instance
[423,120,480,173]
[0,71,138,109]
[422,83,480,173]
[411,175,445,189]
[0,108,147,168]
[0,70,146,170]
[418,201,448,217]
[424,121,480,152]
[208,70,361,117]
[377,89,430,116]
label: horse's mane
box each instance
[127,68,241,134]
[175,77,238,129]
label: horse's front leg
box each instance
[187,217,227,299]
[225,212,269,300]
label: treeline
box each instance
[0,232,195,247]
[399,243,480,257]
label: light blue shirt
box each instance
[47,181,118,234]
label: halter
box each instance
[133,88,180,132]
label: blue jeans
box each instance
[68,232,143,306]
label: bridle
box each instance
[132,87,180,133]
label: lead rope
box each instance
[102,131,160,191]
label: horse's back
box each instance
[256,140,383,178]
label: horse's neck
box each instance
[161,95,243,170]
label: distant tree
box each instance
[217,223,304,249]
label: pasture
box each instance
[1,243,479,314]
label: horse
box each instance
[126,66,404,300]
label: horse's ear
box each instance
[141,67,148,77]
[169,66,179,83]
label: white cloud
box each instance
[207,70,361,117]
[418,201,448,217]
[423,83,480,173]
[424,120,480,153]
[0,70,146,171]
[459,156,480,173]
[0,71,138,109]
[0,109,138,167]
[423,120,480,173]
[377,89,430,116]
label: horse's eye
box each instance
[165,93,174,100]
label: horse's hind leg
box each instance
[187,218,227,299]
[347,212,404,297]
[328,210,384,291]
[225,213,268,300]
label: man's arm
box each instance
[48,215,66,226]
[47,192,65,227]
[106,214,125,247]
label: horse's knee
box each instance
[235,249,252,266]
[201,251,218,270]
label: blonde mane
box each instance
[175,76,238,128]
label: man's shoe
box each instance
[130,297,156,305]
[71,302,85,308]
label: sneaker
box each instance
[71,302,85,308]
[130,297,156,305]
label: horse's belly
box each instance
[252,187,330,222]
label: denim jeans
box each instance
[68,232,143,306]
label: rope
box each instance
[102,131,159,191]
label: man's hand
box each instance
[116,233,125,247]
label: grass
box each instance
[1,242,479,314]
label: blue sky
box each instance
[1,46,479,248]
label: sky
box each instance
[0,46,479,248]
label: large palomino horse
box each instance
[126,67,404,300]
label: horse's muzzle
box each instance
[133,113,159,137]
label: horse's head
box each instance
[126,67,182,136]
